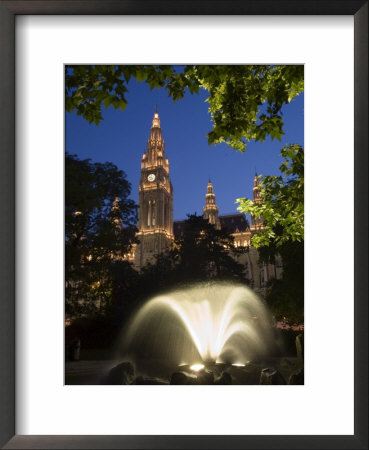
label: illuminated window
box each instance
[147,200,151,227]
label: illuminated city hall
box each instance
[133,110,282,294]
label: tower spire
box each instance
[203,180,220,229]
[110,196,122,229]
[147,108,164,159]
[152,107,160,128]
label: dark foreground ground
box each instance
[65,356,304,385]
[65,329,304,385]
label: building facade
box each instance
[133,111,282,293]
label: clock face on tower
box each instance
[147,173,156,182]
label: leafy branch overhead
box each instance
[65,65,304,151]
[237,144,304,248]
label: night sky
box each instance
[65,73,304,222]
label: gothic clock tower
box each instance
[134,109,174,268]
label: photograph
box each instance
[64,64,304,386]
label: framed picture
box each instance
[63,64,304,387]
[0,1,367,449]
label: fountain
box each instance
[120,282,277,379]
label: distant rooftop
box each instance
[219,214,250,233]
[173,213,250,238]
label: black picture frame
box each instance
[0,1,367,449]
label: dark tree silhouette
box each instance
[65,153,138,318]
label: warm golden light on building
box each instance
[131,110,282,294]
[134,108,174,269]
[203,180,220,229]
[251,173,265,230]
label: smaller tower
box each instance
[203,180,220,229]
[251,173,264,229]
[110,196,122,230]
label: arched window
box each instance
[152,201,156,226]
[147,200,151,227]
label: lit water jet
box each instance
[121,282,275,368]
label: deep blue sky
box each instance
[66,74,304,222]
